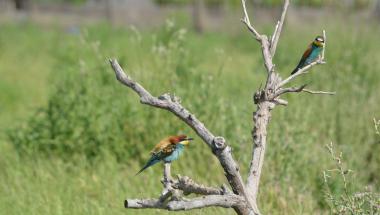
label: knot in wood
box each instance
[268,102,276,110]
[221,184,232,195]
[170,94,181,103]
[253,90,264,104]
[178,175,191,185]
[213,136,226,150]
[158,93,171,101]
[187,114,193,121]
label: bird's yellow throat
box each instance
[180,140,190,145]
[313,41,324,47]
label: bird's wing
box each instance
[295,44,313,69]
[301,44,313,60]
[161,143,176,155]
[151,137,175,155]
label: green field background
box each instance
[0,15,379,215]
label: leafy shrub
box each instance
[7,22,230,165]
[323,140,380,214]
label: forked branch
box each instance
[240,1,334,212]
[240,0,262,41]
[126,194,245,211]
[112,0,334,214]
[270,0,290,57]
[110,59,252,214]
[279,30,327,88]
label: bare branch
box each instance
[125,198,164,209]
[116,0,332,213]
[110,59,218,147]
[271,22,279,45]
[240,0,276,74]
[302,89,336,95]
[278,60,325,88]
[125,195,245,211]
[321,30,326,59]
[273,84,307,97]
[240,0,261,41]
[110,59,253,214]
[160,163,174,201]
[240,1,330,211]
[278,30,327,88]
[270,0,290,57]
[173,175,226,196]
[167,195,245,211]
[128,175,233,210]
[274,85,335,98]
[273,98,288,106]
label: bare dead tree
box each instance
[109,0,335,214]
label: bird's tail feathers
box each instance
[291,67,299,75]
[135,155,160,175]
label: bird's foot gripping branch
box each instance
[111,0,335,214]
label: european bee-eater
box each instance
[136,135,193,175]
[291,36,325,75]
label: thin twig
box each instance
[273,84,307,97]
[278,60,325,88]
[271,21,279,45]
[321,30,326,60]
[274,85,335,97]
[240,0,261,41]
[278,30,327,88]
[270,0,290,57]
[302,89,336,95]
[325,143,351,195]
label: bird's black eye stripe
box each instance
[316,38,324,42]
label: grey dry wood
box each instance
[110,59,251,215]
[112,0,335,214]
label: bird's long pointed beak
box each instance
[181,137,193,145]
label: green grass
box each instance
[0,18,379,215]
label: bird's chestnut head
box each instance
[171,135,193,145]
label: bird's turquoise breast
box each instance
[306,46,322,64]
[163,144,185,162]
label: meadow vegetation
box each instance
[0,18,379,214]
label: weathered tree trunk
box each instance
[111,0,335,214]
[246,101,272,203]
[192,0,205,33]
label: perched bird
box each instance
[291,36,325,75]
[136,135,193,175]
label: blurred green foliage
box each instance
[1,17,380,214]
[34,0,86,4]
[155,0,373,8]
[323,142,380,214]
[30,0,373,9]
